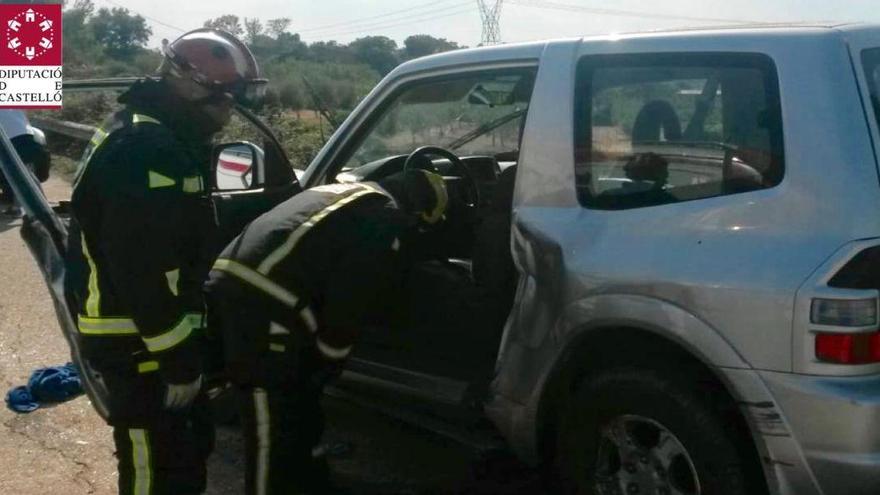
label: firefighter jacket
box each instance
[66,80,217,384]
[207,182,409,368]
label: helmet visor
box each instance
[231,79,268,108]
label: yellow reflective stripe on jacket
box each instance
[81,235,101,317]
[89,127,109,147]
[142,314,194,353]
[148,170,176,189]
[316,338,353,360]
[78,316,138,335]
[187,312,203,329]
[165,269,180,297]
[137,361,159,373]
[132,113,161,125]
[213,259,300,309]
[256,184,387,275]
[300,307,318,333]
[182,176,203,193]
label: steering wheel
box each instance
[402,146,480,210]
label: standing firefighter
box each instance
[205,171,448,495]
[66,29,266,494]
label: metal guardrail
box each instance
[30,116,96,141]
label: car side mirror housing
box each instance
[212,141,265,191]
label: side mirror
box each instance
[212,142,265,191]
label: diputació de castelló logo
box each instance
[0,4,62,109]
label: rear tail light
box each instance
[805,245,880,366]
[810,298,877,326]
[811,297,880,364]
[815,332,880,364]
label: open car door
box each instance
[0,124,112,418]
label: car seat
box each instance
[631,100,682,143]
[471,165,519,334]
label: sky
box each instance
[95,0,880,48]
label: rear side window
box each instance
[574,53,784,210]
[862,48,880,133]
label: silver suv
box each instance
[8,23,880,495]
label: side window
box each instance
[338,68,537,173]
[861,48,880,132]
[574,53,784,210]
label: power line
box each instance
[300,1,474,36]
[508,0,761,25]
[99,0,186,33]
[299,6,477,40]
[293,0,465,33]
[477,0,504,45]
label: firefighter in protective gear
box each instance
[66,28,265,495]
[205,170,448,495]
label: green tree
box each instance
[278,81,305,110]
[62,0,101,75]
[267,17,291,38]
[243,17,263,44]
[308,41,355,64]
[349,36,399,76]
[90,7,152,59]
[402,35,460,60]
[203,15,243,36]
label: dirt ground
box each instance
[0,176,543,494]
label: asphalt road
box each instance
[0,176,543,494]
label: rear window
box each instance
[574,53,785,210]
[862,48,880,133]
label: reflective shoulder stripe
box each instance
[257,184,388,275]
[148,170,176,189]
[137,361,159,373]
[81,235,101,318]
[212,259,300,309]
[129,429,152,495]
[78,316,138,336]
[132,114,161,125]
[316,338,353,360]
[142,314,194,353]
[73,127,110,189]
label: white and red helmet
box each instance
[162,28,267,106]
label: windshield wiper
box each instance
[446,107,528,151]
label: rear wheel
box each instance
[555,367,762,495]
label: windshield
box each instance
[342,69,536,170]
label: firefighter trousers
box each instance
[99,362,214,495]
[238,381,328,495]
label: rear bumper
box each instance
[761,370,880,495]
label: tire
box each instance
[554,367,762,495]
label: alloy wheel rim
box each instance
[593,414,700,495]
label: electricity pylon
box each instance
[477,0,503,45]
